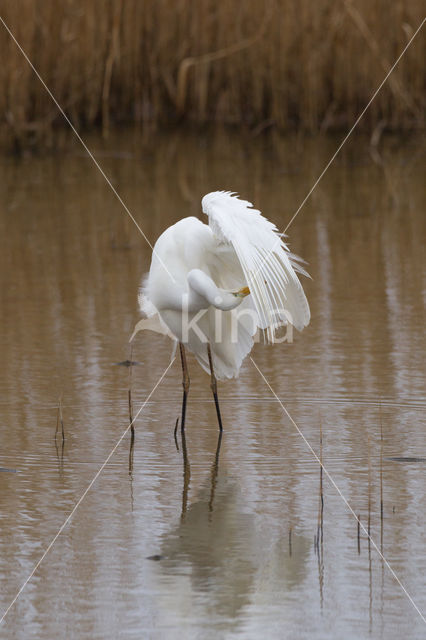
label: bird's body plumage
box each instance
[135,192,310,380]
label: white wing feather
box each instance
[202,191,310,342]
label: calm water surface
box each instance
[0,130,425,639]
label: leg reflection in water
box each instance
[179,426,223,521]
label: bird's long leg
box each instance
[179,342,190,433]
[207,343,223,432]
[208,430,223,513]
[180,427,191,521]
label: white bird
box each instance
[132,191,310,432]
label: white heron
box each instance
[131,191,310,432]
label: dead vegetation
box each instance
[0,0,424,149]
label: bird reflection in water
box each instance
[158,431,256,624]
[150,429,310,628]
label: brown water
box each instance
[0,130,425,639]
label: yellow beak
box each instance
[233,286,250,298]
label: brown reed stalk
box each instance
[367,434,373,626]
[55,394,65,443]
[128,345,134,436]
[102,0,124,138]
[0,0,424,149]
[128,346,135,473]
[343,0,421,118]
[317,414,324,549]
[128,389,134,432]
[128,387,135,474]
[367,434,372,551]
[315,414,325,608]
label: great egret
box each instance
[132,191,310,432]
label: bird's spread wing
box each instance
[202,191,310,341]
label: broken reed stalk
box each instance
[55,394,65,443]
[174,418,180,451]
[54,397,65,468]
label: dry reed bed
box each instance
[0,0,424,149]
